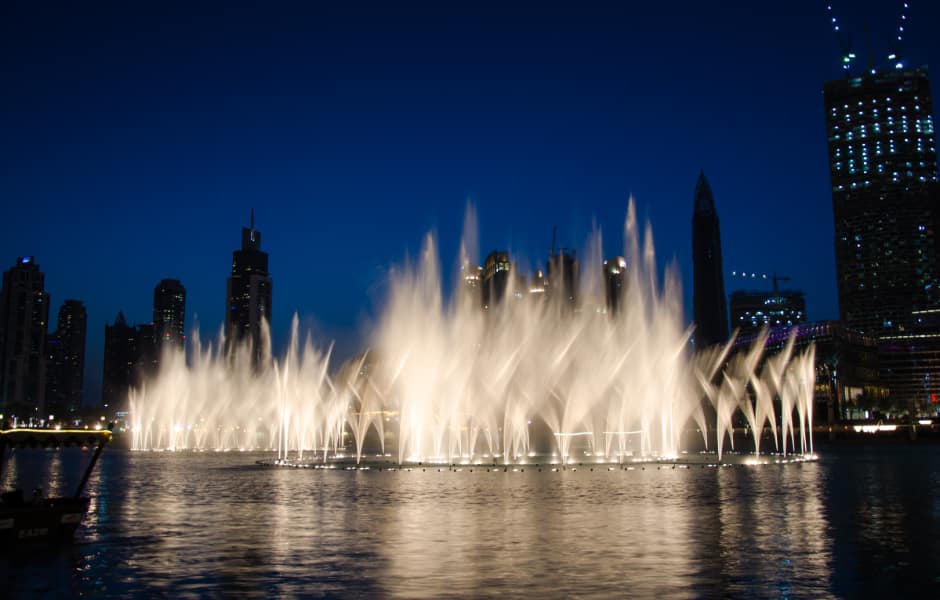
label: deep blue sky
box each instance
[2,1,939,404]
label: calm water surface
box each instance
[2,444,939,598]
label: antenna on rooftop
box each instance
[888,1,910,69]
[825,3,857,73]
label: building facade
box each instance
[225,212,273,358]
[0,257,49,422]
[692,172,729,348]
[45,299,86,422]
[824,67,940,411]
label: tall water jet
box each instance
[128,199,817,466]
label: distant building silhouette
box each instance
[460,261,483,308]
[527,269,547,305]
[153,278,186,354]
[225,211,272,358]
[603,257,626,316]
[482,251,511,310]
[729,289,806,336]
[45,300,86,422]
[0,257,49,422]
[102,312,132,413]
[692,172,728,348]
[511,271,528,302]
[102,312,156,413]
[823,66,940,410]
[547,248,578,310]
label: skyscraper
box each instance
[692,172,728,348]
[153,278,186,354]
[0,256,49,422]
[45,300,87,422]
[824,67,940,334]
[823,66,940,410]
[226,211,273,357]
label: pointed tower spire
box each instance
[691,172,728,348]
[694,171,715,215]
[250,208,255,231]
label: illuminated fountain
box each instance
[130,200,816,465]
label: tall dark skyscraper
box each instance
[692,172,728,348]
[0,256,49,422]
[45,299,87,422]
[226,211,273,357]
[823,66,940,409]
[153,278,186,354]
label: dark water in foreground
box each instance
[2,444,939,598]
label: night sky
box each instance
[3,1,940,404]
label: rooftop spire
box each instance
[250,208,255,230]
[694,171,715,215]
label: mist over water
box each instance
[131,200,815,463]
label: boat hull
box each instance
[0,497,90,546]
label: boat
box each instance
[0,428,112,546]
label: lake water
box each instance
[2,443,939,598]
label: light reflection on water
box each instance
[2,446,940,597]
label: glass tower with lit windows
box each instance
[824,66,940,411]
[824,66,939,334]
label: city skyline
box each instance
[3,2,940,403]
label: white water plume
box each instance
[130,199,817,464]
